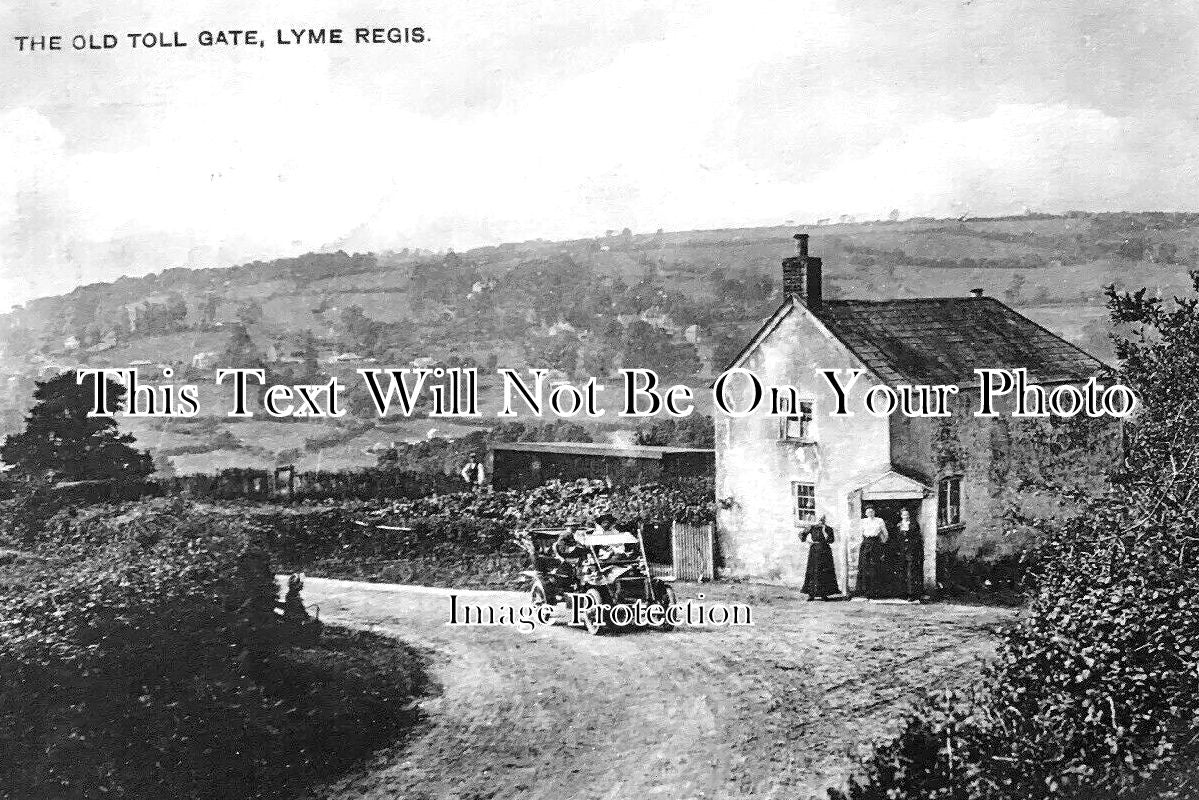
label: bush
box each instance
[835,504,1199,799]
[0,499,428,800]
[935,549,1031,605]
[214,477,713,588]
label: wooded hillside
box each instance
[2,212,1193,472]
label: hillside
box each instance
[2,211,1194,473]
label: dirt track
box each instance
[301,577,1010,800]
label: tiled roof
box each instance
[810,297,1108,386]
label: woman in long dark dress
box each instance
[800,516,840,600]
[897,507,923,601]
[856,506,888,599]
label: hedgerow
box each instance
[343,476,716,527]
[258,477,714,585]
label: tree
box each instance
[636,415,715,447]
[236,299,263,326]
[712,335,743,372]
[199,294,220,327]
[1115,237,1148,261]
[222,322,262,369]
[621,320,700,377]
[1153,241,1179,265]
[338,305,380,354]
[579,337,619,377]
[300,330,322,381]
[0,371,152,483]
[376,442,400,469]
[1003,272,1026,303]
[151,451,176,478]
[164,291,189,329]
[524,330,579,375]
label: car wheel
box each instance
[582,587,606,636]
[531,578,556,625]
[655,583,678,631]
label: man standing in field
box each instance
[460,453,487,490]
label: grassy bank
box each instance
[0,498,430,800]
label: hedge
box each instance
[0,498,428,800]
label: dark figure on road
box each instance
[800,516,840,600]
[856,506,888,599]
[281,573,311,622]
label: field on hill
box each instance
[1,212,1193,473]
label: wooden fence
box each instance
[671,521,715,581]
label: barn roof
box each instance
[489,442,713,460]
[812,297,1108,386]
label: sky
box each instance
[1,0,1198,307]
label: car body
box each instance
[515,526,677,634]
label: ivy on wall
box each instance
[931,416,964,473]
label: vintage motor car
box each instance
[515,526,678,635]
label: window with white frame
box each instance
[793,481,817,523]
[780,400,815,442]
[937,476,962,527]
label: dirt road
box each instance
[302,578,1011,800]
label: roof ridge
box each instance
[822,296,999,305]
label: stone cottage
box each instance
[714,234,1109,594]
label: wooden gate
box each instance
[671,521,714,582]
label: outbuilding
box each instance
[488,441,714,490]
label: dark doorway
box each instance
[860,500,920,599]
[640,521,673,565]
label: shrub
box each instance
[220,477,713,588]
[935,549,1031,605]
[0,499,427,800]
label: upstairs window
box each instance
[938,476,962,527]
[793,481,816,523]
[780,400,815,442]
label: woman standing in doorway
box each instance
[898,507,923,601]
[856,506,888,599]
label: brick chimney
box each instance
[782,233,822,307]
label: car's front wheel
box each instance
[531,578,556,625]
[581,587,606,636]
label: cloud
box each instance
[791,103,1199,219]
[1,0,1198,306]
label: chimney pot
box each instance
[969,288,984,298]
[782,233,822,307]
